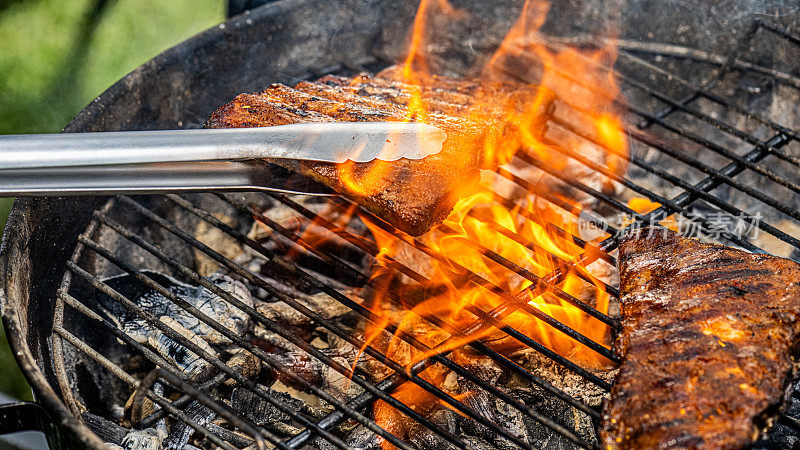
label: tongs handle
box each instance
[0,123,446,169]
[0,127,319,169]
[0,162,332,196]
[0,122,446,196]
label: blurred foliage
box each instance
[1,0,224,134]
[0,0,224,399]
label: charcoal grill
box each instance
[3,0,800,448]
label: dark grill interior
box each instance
[48,18,800,450]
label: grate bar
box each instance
[58,288,240,431]
[629,132,800,247]
[137,368,273,450]
[217,195,613,401]
[468,188,618,291]
[290,352,593,450]
[278,193,616,362]
[52,198,117,420]
[517,102,771,253]
[113,196,570,450]
[552,35,800,174]
[59,288,236,432]
[537,132,767,252]
[470,209,616,267]
[489,141,782,363]
[626,134,793,249]
[505,36,800,242]
[439,220,617,327]
[487,190,616,258]
[504,136,785,357]
[757,19,800,46]
[111,205,480,450]
[92,205,454,450]
[53,315,249,450]
[619,51,800,159]
[552,142,779,332]
[548,116,799,251]
[164,194,596,445]
[498,160,636,221]
[109,205,564,448]
[483,183,618,238]
[221,194,610,390]
[583,116,799,250]
[280,194,614,386]
[479,219,620,297]
[159,193,598,446]
[537,41,800,230]
[66,258,356,450]
[629,110,800,215]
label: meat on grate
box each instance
[205,66,554,236]
[602,225,800,449]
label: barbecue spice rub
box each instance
[601,226,800,449]
[205,66,554,236]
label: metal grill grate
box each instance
[50,20,800,450]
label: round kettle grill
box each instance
[4,0,800,448]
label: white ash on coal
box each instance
[88,271,261,449]
[98,271,253,349]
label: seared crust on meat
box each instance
[205,67,554,236]
[601,226,800,449]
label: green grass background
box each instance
[0,0,224,401]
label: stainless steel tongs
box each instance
[0,122,446,196]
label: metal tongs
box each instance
[0,122,446,196]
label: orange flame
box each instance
[626,196,679,231]
[330,0,629,443]
[627,196,661,215]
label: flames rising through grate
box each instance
[322,1,630,441]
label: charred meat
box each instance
[205,66,554,236]
[601,226,800,449]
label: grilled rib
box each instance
[205,67,554,236]
[601,226,800,449]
